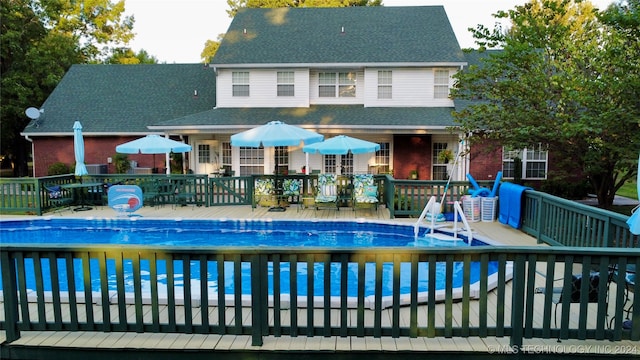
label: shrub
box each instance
[541,178,591,200]
[47,162,70,175]
[113,153,131,174]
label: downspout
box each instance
[24,135,35,177]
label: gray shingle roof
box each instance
[212,6,464,65]
[22,64,216,135]
[151,105,455,131]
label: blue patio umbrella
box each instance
[116,135,192,174]
[73,121,88,179]
[302,135,380,155]
[231,121,323,211]
[230,121,323,148]
[116,135,192,154]
[627,153,640,235]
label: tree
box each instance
[201,34,224,64]
[107,48,159,64]
[0,0,135,176]
[451,0,640,208]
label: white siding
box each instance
[216,68,310,108]
[363,68,457,107]
[309,70,365,105]
[216,67,458,108]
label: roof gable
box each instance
[212,6,464,65]
[23,64,216,135]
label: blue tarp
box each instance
[498,182,531,229]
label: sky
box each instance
[123,0,614,64]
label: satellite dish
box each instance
[25,107,42,120]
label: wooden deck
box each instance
[1,204,638,358]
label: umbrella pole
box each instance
[269,148,286,212]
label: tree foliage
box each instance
[0,0,136,176]
[452,0,640,208]
[201,34,224,64]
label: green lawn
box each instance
[617,180,638,199]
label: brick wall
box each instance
[393,134,432,180]
[468,143,503,181]
[32,136,158,177]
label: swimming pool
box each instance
[0,218,510,308]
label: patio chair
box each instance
[44,184,74,214]
[139,179,161,207]
[352,173,378,212]
[100,182,123,206]
[253,178,275,209]
[534,272,602,329]
[608,264,636,328]
[173,182,199,208]
[282,178,302,212]
[314,173,338,211]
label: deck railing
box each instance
[1,245,638,348]
[0,174,636,249]
[521,190,639,248]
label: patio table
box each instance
[61,182,103,211]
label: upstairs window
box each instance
[277,71,294,96]
[319,71,356,97]
[232,71,250,97]
[434,69,450,99]
[378,71,392,99]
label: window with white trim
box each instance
[432,142,449,180]
[318,71,356,97]
[323,153,353,175]
[378,71,392,99]
[434,69,450,99]
[274,146,289,174]
[239,146,263,175]
[197,144,211,164]
[502,145,548,180]
[324,154,337,173]
[221,142,232,175]
[277,71,294,96]
[232,71,250,97]
[374,142,390,173]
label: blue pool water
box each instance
[0,218,499,299]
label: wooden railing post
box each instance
[250,253,266,346]
[0,250,21,342]
[509,254,526,350]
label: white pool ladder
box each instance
[413,196,473,243]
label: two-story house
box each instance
[23,6,529,182]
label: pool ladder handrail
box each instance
[413,196,473,244]
[413,196,437,237]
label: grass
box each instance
[617,180,638,199]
